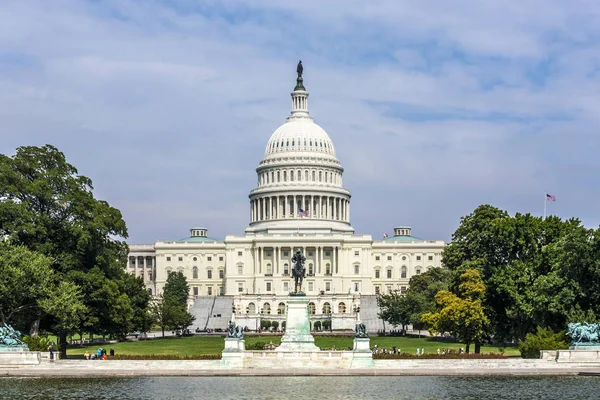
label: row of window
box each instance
[192,286,224,296]
[166,256,224,262]
[375,286,407,295]
[259,168,341,186]
[375,255,434,261]
[269,138,332,151]
[166,267,224,280]
[244,301,347,315]
[237,280,361,294]
[374,266,427,279]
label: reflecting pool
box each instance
[2,376,600,399]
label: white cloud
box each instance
[0,0,599,243]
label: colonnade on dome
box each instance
[250,194,350,223]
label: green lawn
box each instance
[66,335,519,358]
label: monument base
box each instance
[541,349,600,363]
[0,351,41,365]
[276,295,319,352]
[351,337,374,368]
[221,338,246,367]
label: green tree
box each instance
[377,290,412,331]
[38,281,87,350]
[120,274,152,333]
[163,271,190,308]
[0,145,144,357]
[422,269,489,353]
[0,243,54,326]
[518,326,569,358]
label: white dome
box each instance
[264,119,336,158]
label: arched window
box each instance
[338,302,346,314]
[266,263,272,275]
[325,263,331,275]
[322,302,331,314]
[319,171,322,181]
[262,303,271,314]
[308,263,314,276]
[192,267,198,279]
[401,266,407,278]
[277,302,286,315]
[247,302,256,314]
[283,263,289,276]
[312,171,316,181]
[416,269,421,275]
[354,264,360,275]
[284,171,287,181]
[291,170,294,181]
[308,302,316,315]
[297,170,301,181]
[386,268,392,279]
[238,264,243,275]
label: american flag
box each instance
[298,208,309,217]
[546,193,556,201]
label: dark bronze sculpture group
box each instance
[291,249,306,295]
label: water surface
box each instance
[2,376,600,399]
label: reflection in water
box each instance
[1,376,600,400]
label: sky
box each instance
[1,0,599,244]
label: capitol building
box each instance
[128,64,445,331]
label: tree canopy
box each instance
[442,204,600,342]
[0,145,150,356]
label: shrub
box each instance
[111,354,221,360]
[271,321,279,331]
[22,335,53,351]
[260,320,271,330]
[373,353,507,359]
[518,327,569,358]
[322,320,331,330]
[282,321,286,330]
[246,341,267,350]
[313,321,322,331]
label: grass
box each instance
[66,334,520,358]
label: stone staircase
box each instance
[358,295,387,333]
[189,296,234,331]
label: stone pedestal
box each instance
[221,338,245,367]
[223,337,245,352]
[276,295,319,352]
[0,351,41,365]
[351,337,374,368]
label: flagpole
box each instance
[543,192,547,220]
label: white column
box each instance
[334,247,338,274]
[334,197,337,220]
[260,247,263,274]
[293,195,297,218]
[319,246,323,275]
[347,201,350,222]
[253,247,257,275]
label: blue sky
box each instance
[1,0,599,243]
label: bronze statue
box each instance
[0,324,27,347]
[297,60,303,78]
[355,322,368,338]
[291,249,306,293]
[227,321,244,339]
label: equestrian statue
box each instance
[291,249,306,294]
